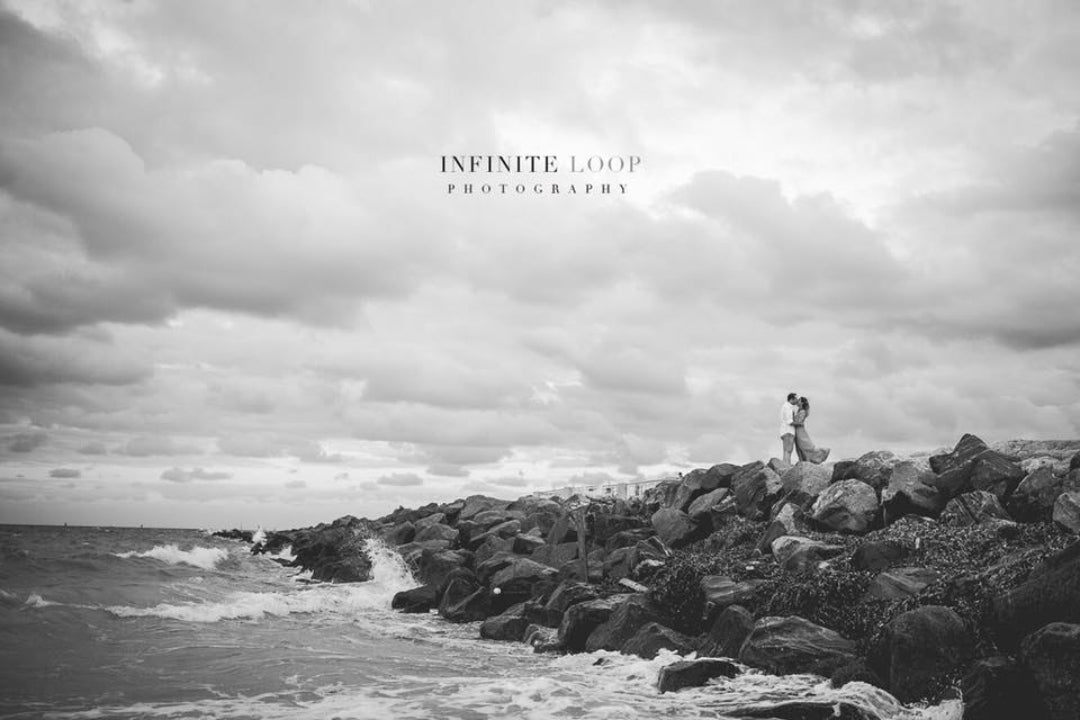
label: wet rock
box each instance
[698,604,754,659]
[524,624,562,653]
[863,567,940,601]
[1052,490,1080,533]
[656,657,740,693]
[415,548,470,588]
[413,512,446,530]
[732,462,783,520]
[1020,622,1080,720]
[739,615,857,676]
[558,597,622,652]
[1008,467,1066,522]
[770,536,846,573]
[810,479,879,533]
[960,655,1049,720]
[382,521,416,546]
[439,579,490,623]
[490,557,558,590]
[868,605,974,703]
[543,580,599,627]
[724,701,881,719]
[880,460,945,522]
[992,543,1080,648]
[621,621,695,659]
[700,575,761,611]
[929,433,990,497]
[829,659,884,690]
[940,490,1010,526]
[585,594,665,652]
[531,542,579,569]
[473,536,514,566]
[414,523,459,544]
[480,603,530,642]
[391,584,438,613]
[850,540,906,572]
[650,508,700,549]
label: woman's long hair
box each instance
[799,396,810,415]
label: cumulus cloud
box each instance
[377,473,425,487]
[49,467,80,478]
[120,435,201,457]
[160,467,234,483]
[77,441,108,455]
[6,430,47,453]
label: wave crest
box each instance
[115,544,229,570]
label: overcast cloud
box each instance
[1,0,1078,528]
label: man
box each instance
[780,392,799,463]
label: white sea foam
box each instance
[252,527,267,546]
[24,593,61,608]
[114,544,229,570]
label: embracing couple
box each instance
[780,392,830,464]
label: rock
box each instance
[991,439,1080,463]
[723,701,881,719]
[1008,467,1066,522]
[850,450,899,491]
[993,543,1080,648]
[929,433,990,497]
[458,495,511,523]
[881,460,946,522]
[439,580,490,623]
[414,522,460,544]
[770,536,846,573]
[863,567,940,601]
[671,468,717,511]
[969,451,1027,499]
[524,624,562,653]
[940,490,1010,526]
[602,546,637,581]
[413,512,446,530]
[698,604,754,659]
[585,594,665,652]
[558,597,622,653]
[644,479,683,510]
[831,460,858,483]
[531,542,579,569]
[960,655,1049,720]
[545,514,578,545]
[1020,622,1080,720]
[1052,491,1080,533]
[700,575,761,611]
[480,604,530,642]
[263,519,378,583]
[650,508,700,549]
[474,536,514,567]
[739,616,857,676]
[829,659,884,689]
[850,540,906,572]
[391,584,438,613]
[543,580,599,627]
[604,527,654,552]
[686,488,730,521]
[780,462,833,504]
[591,514,646,544]
[768,457,792,476]
[731,462,783,520]
[512,533,547,555]
[621,622,695,659]
[471,509,520,530]
[869,605,974,703]
[810,479,879,533]
[382,521,416,546]
[656,657,740,693]
[756,502,801,553]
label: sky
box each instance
[1,0,1079,529]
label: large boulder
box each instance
[1008,467,1067,522]
[929,433,990,497]
[850,539,906,572]
[543,580,599,627]
[780,462,833,504]
[382,521,416,546]
[602,546,638,581]
[414,522,460,544]
[671,468,719,512]
[620,622,695,659]
[686,488,730,522]
[531,542,579,569]
[847,450,899,491]
[391,584,438,613]
[863,567,940,601]
[739,616,857,676]
[869,605,974,703]
[731,462,783,520]
[969,451,1027,500]
[698,604,754,659]
[960,655,1049,720]
[881,460,946,522]
[558,597,623,652]
[591,514,646,544]
[585,594,666,652]
[650,508,700,549]
[480,603,531,642]
[992,543,1080,648]
[770,536,846,573]
[439,579,490,623]
[940,490,1010,526]
[458,495,511,523]
[656,658,740,693]
[810,479,879,533]
[700,575,761,611]
[756,502,801,553]
[1052,491,1080,534]
[1020,622,1080,720]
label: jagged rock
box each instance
[602,546,637,581]
[604,527,654,551]
[260,518,378,582]
[458,495,511,523]
[868,605,974,703]
[829,660,885,690]
[1008,467,1070,522]
[412,549,470,591]
[940,490,1010,526]
[863,567,940,601]
[780,462,833,504]
[687,488,730,521]
[731,462,783,520]
[643,478,682,510]
[543,580,599,627]
[650,507,700,548]
[993,543,1080,648]
[480,603,530,642]
[1019,456,1067,476]
[557,554,605,584]
[1052,491,1080,534]
[881,460,946,522]
[414,523,459,544]
[770,536,846,573]
[591,514,646,544]
[960,655,1049,720]
[531,542,579,569]
[491,557,558,589]
[474,536,513,566]
[656,657,740,693]
[382,521,416,546]
[768,457,792,476]
[439,579,490,623]
[620,621,695,659]
[521,508,562,537]
[831,459,858,483]
[585,594,665,652]
[545,514,578,545]
[512,533,547,555]
[414,512,446,530]
[1020,622,1080,720]
[850,540,906,572]
[756,502,801,553]
[992,439,1080,463]
[467,519,523,550]
[698,604,754,659]
[968,451,1027,499]
[391,584,438,613]
[811,479,879,533]
[671,468,715,511]
[849,450,899,491]
[700,575,761,611]
[558,597,622,652]
[929,433,990,497]
[739,615,857,676]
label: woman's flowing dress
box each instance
[793,409,830,464]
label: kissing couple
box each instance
[780,392,830,464]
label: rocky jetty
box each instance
[225,434,1080,718]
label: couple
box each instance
[780,392,830,464]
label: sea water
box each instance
[0,525,962,719]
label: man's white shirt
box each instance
[780,402,795,437]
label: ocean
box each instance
[0,525,963,719]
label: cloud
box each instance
[0,329,153,387]
[6,430,47,453]
[376,473,424,487]
[160,467,234,483]
[77,441,108,455]
[49,467,81,478]
[120,435,201,457]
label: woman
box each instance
[792,396,830,464]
